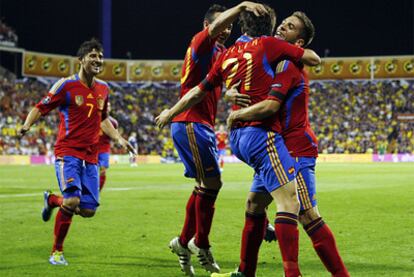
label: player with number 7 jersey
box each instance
[36,73,109,163]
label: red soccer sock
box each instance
[239,212,266,277]
[179,188,198,247]
[194,186,219,249]
[48,194,63,208]
[99,173,106,191]
[275,212,301,277]
[220,159,224,169]
[305,218,349,277]
[52,206,74,252]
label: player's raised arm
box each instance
[301,49,321,66]
[208,1,268,38]
[155,85,207,129]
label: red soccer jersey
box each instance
[268,60,318,157]
[36,74,109,163]
[199,35,304,133]
[215,131,228,150]
[97,116,118,154]
[172,28,225,128]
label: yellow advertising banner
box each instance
[23,51,72,78]
[307,56,414,80]
[22,50,414,81]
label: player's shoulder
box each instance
[191,28,210,43]
[48,74,78,95]
[95,78,110,92]
[275,60,301,75]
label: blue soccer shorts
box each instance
[98,152,110,169]
[217,149,226,157]
[251,156,317,211]
[230,127,297,193]
[54,156,100,210]
[171,122,220,180]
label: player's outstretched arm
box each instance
[227,99,280,128]
[155,86,207,129]
[18,107,42,137]
[301,49,321,66]
[208,1,268,38]
[101,118,137,156]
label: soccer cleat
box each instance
[264,222,277,242]
[211,272,246,277]
[49,251,68,265]
[169,237,195,276]
[188,237,220,273]
[42,190,53,222]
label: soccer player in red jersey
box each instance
[223,12,349,277]
[156,6,321,277]
[97,102,119,191]
[215,124,228,172]
[18,39,135,266]
[165,3,268,276]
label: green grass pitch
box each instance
[0,162,413,276]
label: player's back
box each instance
[208,35,304,132]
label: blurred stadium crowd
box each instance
[0,74,413,156]
[0,19,18,47]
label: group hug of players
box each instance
[18,1,350,276]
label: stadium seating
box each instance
[0,75,413,156]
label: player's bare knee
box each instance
[62,197,80,210]
[78,209,96,218]
[100,167,106,175]
[299,206,321,226]
[245,199,266,214]
[201,176,222,191]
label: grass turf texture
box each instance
[0,163,413,276]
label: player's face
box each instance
[210,12,232,44]
[275,16,305,46]
[81,49,104,76]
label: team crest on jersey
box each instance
[42,96,51,105]
[97,97,104,110]
[75,95,84,106]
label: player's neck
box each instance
[78,69,95,88]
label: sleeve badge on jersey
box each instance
[97,97,104,110]
[75,95,84,106]
[41,96,51,105]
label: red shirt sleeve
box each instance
[263,37,304,64]
[191,28,217,56]
[198,54,224,91]
[267,60,300,103]
[35,79,67,115]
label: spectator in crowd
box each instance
[1,76,413,156]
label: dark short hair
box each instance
[239,4,276,37]
[77,38,103,59]
[204,4,227,23]
[292,11,315,47]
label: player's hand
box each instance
[17,126,30,138]
[224,82,251,108]
[118,137,137,157]
[226,111,239,129]
[240,1,268,17]
[155,109,172,129]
